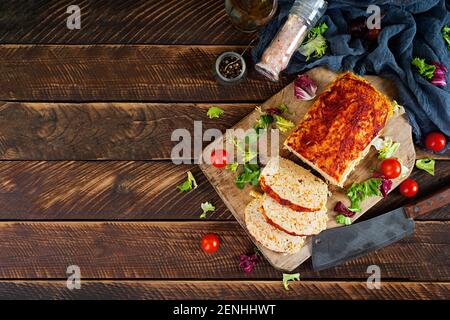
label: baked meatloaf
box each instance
[284,72,393,187]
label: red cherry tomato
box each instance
[380,158,402,179]
[399,178,419,198]
[211,149,228,168]
[201,233,220,254]
[425,132,446,152]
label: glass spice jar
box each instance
[255,0,327,82]
[214,51,247,85]
[225,0,278,33]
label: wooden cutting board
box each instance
[200,67,416,271]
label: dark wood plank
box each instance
[0,221,447,280]
[0,102,253,160]
[416,147,450,161]
[0,161,231,220]
[0,161,447,220]
[0,45,289,102]
[0,0,254,45]
[0,280,448,300]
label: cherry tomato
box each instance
[380,158,402,179]
[399,178,419,198]
[201,233,220,254]
[425,132,446,152]
[211,149,228,168]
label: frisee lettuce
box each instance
[274,115,295,132]
[177,171,198,192]
[416,158,435,176]
[373,136,400,159]
[254,114,274,133]
[200,201,215,219]
[411,57,436,80]
[392,100,405,116]
[207,106,224,119]
[283,273,300,290]
[298,22,328,61]
[443,25,450,51]
[347,178,382,212]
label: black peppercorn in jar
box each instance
[214,52,247,85]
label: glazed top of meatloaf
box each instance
[284,72,392,184]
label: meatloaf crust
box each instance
[284,72,392,187]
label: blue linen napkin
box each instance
[252,0,450,150]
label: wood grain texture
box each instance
[0,280,448,300]
[200,67,416,271]
[0,45,289,102]
[0,161,231,220]
[0,102,253,160]
[416,147,450,161]
[0,0,254,45]
[0,221,447,280]
[0,161,447,221]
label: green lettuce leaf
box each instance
[235,163,260,189]
[443,25,450,51]
[226,163,239,172]
[336,214,352,225]
[411,57,436,80]
[416,158,435,176]
[232,138,258,164]
[298,22,328,61]
[347,178,382,212]
[392,100,405,116]
[373,136,400,159]
[274,115,295,132]
[278,103,289,114]
[283,273,300,290]
[177,171,198,192]
[207,106,224,119]
[200,201,215,219]
[254,114,274,133]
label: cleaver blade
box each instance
[311,208,414,272]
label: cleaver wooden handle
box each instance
[404,185,450,219]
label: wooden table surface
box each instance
[0,0,449,300]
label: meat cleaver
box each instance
[312,184,450,271]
